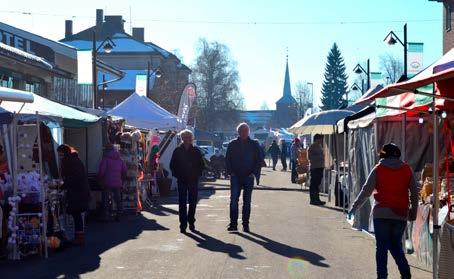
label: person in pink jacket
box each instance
[98,144,127,221]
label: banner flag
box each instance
[177,83,197,126]
[370,72,383,88]
[407,42,424,78]
[77,50,92,84]
[135,74,147,96]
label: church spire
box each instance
[283,49,292,97]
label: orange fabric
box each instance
[374,164,412,216]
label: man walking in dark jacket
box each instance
[170,129,205,233]
[280,140,288,171]
[225,123,262,232]
[308,134,326,205]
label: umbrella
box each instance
[288,110,355,135]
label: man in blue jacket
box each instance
[225,123,262,233]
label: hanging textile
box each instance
[438,221,454,279]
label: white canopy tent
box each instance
[108,92,183,130]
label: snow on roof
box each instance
[99,69,156,90]
[64,33,170,57]
[0,42,53,69]
[0,21,76,59]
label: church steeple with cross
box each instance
[273,49,298,128]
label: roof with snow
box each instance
[0,21,77,59]
[65,33,172,56]
[0,42,53,70]
[239,110,274,126]
[99,69,156,91]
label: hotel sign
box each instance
[0,28,55,62]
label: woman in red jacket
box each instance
[349,143,419,279]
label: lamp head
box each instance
[353,64,363,74]
[154,68,162,79]
[384,33,397,45]
[103,42,113,53]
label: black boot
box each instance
[400,270,411,279]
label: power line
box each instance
[0,9,441,25]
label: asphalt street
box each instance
[1,165,432,279]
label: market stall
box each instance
[0,89,103,260]
[354,49,454,278]
[289,109,354,200]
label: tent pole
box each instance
[402,114,406,162]
[36,113,48,258]
[343,130,347,213]
[431,97,439,279]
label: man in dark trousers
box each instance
[308,134,326,206]
[170,129,205,233]
[280,139,288,171]
[268,140,280,171]
[226,123,262,232]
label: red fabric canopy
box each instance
[354,48,454,105]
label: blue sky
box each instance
[0,0,444,110]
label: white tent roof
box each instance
[108,92,182,130]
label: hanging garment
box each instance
[438,221,454,279]
[0,205,3,238]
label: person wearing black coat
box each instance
[57,144,90,245]
[170,130,205,233]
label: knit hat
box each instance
[379,143,401,159]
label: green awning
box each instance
[1,93,99,128]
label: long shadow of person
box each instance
[235,232,329,268]
[185,230,246,260]
[0,214,169,279]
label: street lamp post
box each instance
[347,83,361,105]
[307,82,314,113]
[146,61,163,98]
[92,31,115,109]
[353,59,370,92]
[384,23,407,79]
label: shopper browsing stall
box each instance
[348,143,419,279]
[57,145,90,246]
[98,143,127,221]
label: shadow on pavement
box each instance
[185,230,246,260]
[0,214,169,279]
[145,188,216,216]
[235,231,329,268]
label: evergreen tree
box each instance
[320,43,348,110]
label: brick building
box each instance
[61,9,191,112]
[430,0,454,53]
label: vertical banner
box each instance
[77,50,92,84]
[407,42,424,78]
[135,74,147,96]
[370,72,383,88]
[177,83,197,126]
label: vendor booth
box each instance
[0,88,103,260]
[108,93,182,209]
[352,49,454,279]
[289,109,355,201]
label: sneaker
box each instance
[227,224,238,231]
[180,227,187,234]
[189,224,196,232]
[243,224,250,233]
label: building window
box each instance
[0,76,13,88]
[447,3,452,32]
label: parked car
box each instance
[199,145,215,161]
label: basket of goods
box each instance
[297,173,307,184]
